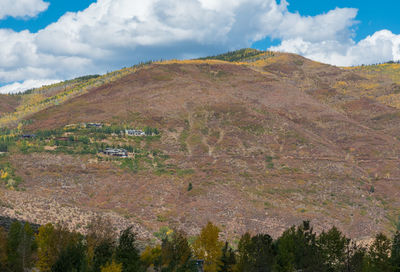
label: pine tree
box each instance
[317,226,348,271]
[275,221,322,272]
[391,231,400,272]
[7,221,23,272]
[93,240,115,272]
[367,233,392,272]
[115,226,143,272]
[0,226,7,270]
[161,230,197,272]
[51,237,87,272]
[20,223,35,271]
[250,234,275,272]
[236,233,253,272]
[218,242,235,272]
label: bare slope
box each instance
[0,95,20,116]
[2,52,400,240]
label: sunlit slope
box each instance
[2,50,400,239]
[0,65,149,128]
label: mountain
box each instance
[1,49,400,240]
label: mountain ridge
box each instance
[1,49,400,240]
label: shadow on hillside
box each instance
[0,215,40,231]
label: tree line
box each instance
[1,219,400,272]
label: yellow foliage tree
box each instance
[35,224,55,272]
[193,222,224,272]
[36,223,78,272]
[101,260,122,272]
[0,170,8,179]
[141,245,162,270]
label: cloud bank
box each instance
[0,0,399,93]
[0,79,60,94]
[0,0,49,20]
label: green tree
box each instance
[274,221,322,272]
[20,223,36,271]
[36,223,79,272]
[392,231,400,271]
[193,222,224,272]
[161,230,197,272]
[344,241,366,272]
[218,242,235,272]
[236,233,275,272]
[92,240,115,272]
[115,226,143,272]
[250,234,275,272]
[86,216,116,272]
[317,226,348,272]
[51,236,87,272]
[236,233,252,272]
[7,221,23,272]
[366,233,392,272]
[0,226,7,270]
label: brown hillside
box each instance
[0,95,20,115]
[2,53,400,240]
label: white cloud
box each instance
[0,79,60,94]
[0,0,49,20]
[270,30,400,66]
[0,0,398,93]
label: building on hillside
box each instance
[21,134,36,139]
[125,129,146,136]
[102,148,128,158]
[86,123,103,128]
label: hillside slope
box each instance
[1,50,400,240]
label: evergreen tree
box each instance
[366,233,392,272]
[20,223,36,271]
[274,221,323,272]
[161,230,197,272]
[92,240,115,272]
[115,226,143,272]
[236,233,275,272]
[317,226,348,272]
[51,237,87,272]
[236,233,252,272]
[344,241,366,272]
[392,231,400,272]
[218,242,235,272]
[7,221,23,272]
[0,226,7,270]
[250,234,275,272]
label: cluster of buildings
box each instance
[102,148,128,158]
[124,129,146,136]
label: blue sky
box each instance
[0,0,400,93]
[254,0,400,49]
